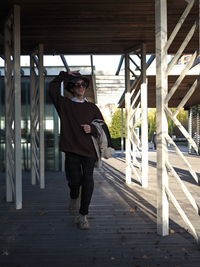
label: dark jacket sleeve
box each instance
[102,123,114,148]
[90,125,98,137]
[49,72,69,114]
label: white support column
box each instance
[125,53,132,184]
[13,5,22,208]
[131,99,138,166]
[30,55,36,185]
[155,0,169,236]
[197,110,200,149]
[141,82,148,188]
[4,13,13,203]
[188,108,192,153]
[141,43,148,188]
[38,44,45,189]
[30,44,45,189]
[4,5,22,209]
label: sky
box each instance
[2,54,198,75]
[0,55,123,74]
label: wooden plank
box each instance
[0,0,198,55]
[1,149,200,266]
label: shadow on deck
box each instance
[0,157,200,266]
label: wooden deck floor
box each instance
[0,150,200,267]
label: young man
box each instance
[49,71,104,230]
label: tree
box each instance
[109,109,125,138]
[148,108,156,141]
[109,109,125,149]
[148,108,188,140]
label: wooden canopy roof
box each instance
[0,0,199,108]
[0,0,198,55]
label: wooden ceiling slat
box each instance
[0,0,198,56]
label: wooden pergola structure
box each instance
[0,0,199,241]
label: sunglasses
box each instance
[74,82,87,88]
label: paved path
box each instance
[0,149,200,266]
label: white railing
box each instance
[124,45,153,188]
[4,5,22,209]
[156,0,199,241]
[30,45,45,189]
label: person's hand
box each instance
[81,124,91,134]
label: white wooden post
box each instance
[30,44,45,189]
[155,0,169,236]
[141,43,148,188]
[188,108,192,154]
[125,53,132,184]
[30,55,36,185]
[13,6,22,208]
[38,44,45,189]
[4,5,22,209]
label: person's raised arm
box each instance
[49,70,79,111]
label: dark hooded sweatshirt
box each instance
[49,75,104,159]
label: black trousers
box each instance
[65,152,96,215]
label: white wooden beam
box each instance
[125,53,132,184]
[155,0,169,236]
[141,43,148,188]
[38,44,45,189]
[5,5,22,209]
